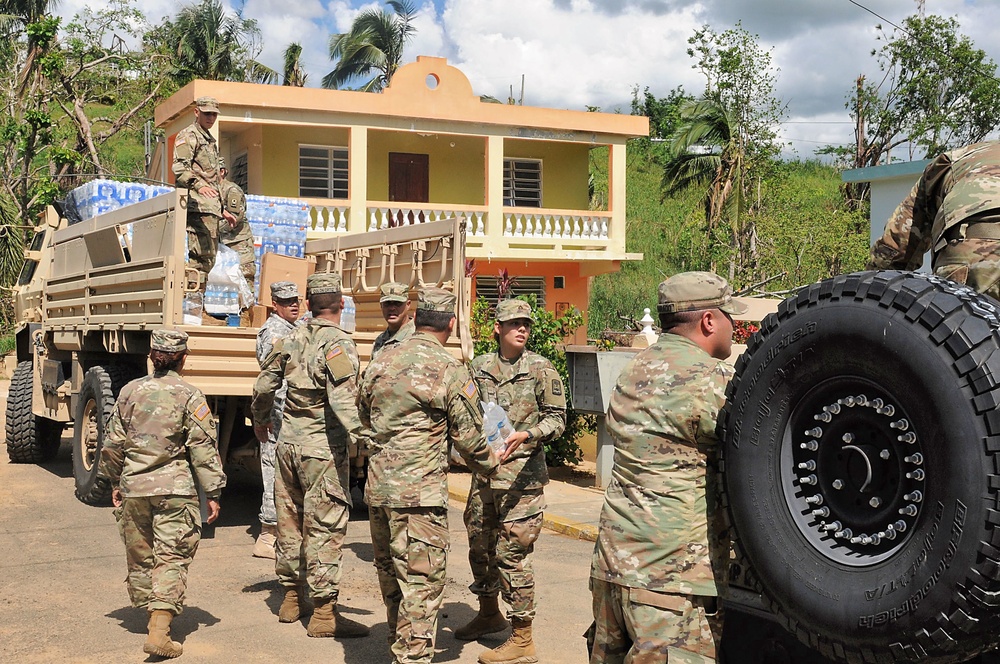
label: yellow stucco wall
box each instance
[366,130,486,204]
[258,125,351,198]
[504,139,590,210]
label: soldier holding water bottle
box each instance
[457,298,567,664]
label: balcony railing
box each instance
[503,207,611,241]
[302,197,350,233]
[366,203,489,236]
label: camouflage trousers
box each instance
[370,506,449,664]
[188,212,220,287]
[463,478,544,620]
[934,238,1000,301]
[115,495,202,615]
[219,218,257,296]
[587,579,723,664]
[259,438,277,525]
[274,443,349,600]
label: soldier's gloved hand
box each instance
[499,430,531,463]
[111,487,123,507]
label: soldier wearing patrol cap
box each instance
[358,287,501,664]
[217,157,255,323]
[371,281,414,359]
[455,297,566,664]
[173,96,225,326]
[251,272,369,639]
[99,328,226,659]
[588,272,746,664]
[252,281,303,559]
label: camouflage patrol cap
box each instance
[151,329,188,353]
[380,282,409,303]
[218,156,227,170]
[496,299,532,322]
[307,272,342,296]
[657,271,749,315]
[195,96,219,113]
[417,287,456,313]
[270,280,300,301]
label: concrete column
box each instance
[349,126,369,233]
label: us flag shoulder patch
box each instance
[326,346,343,360]
[194,402,210,421]
[462,380,477,399]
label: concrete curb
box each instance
[448,486,598,543]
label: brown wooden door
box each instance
[388,152,429,226]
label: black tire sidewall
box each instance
[724,279,996,655]
[72,367,111,503]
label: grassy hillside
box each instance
[588,144,870,336]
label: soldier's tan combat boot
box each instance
[477,619,537,664]
[278,587,310,623]
[143,609,183,659]
[306,599,370,638]
[455,595,509,641]
[252,523,276,559]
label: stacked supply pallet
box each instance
[68,179,173,223]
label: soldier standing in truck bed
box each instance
[868,140,1000,299]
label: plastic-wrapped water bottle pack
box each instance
[246,195,310,300]
[67,179,173,223]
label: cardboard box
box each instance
[250,305,268,328]
[258,254,315,307]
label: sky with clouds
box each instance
[56,0,1000,160]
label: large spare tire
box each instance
[719,271,1000,663]
[5,360,65,463]
[72,364,136,505]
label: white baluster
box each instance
[546,215,555,237]
[368,209,378,232]
[600,217,609,238]
[583,216,592,238]
[504,214,512,236]
[515,215,525,237]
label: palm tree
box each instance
[165,0,276,84]
[282,42,306,86]
[322,0,416,92]
[661,92,753,280]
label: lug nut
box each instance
[801,440,819,451]
[861,535,873,545]
[880,449,890,459]
[836,528,853,539]
[826,403,841,414]
[899,504,918,516]
[869,497,881,508]
[883,529,897,540]
[850,535,862,543]
[906,469,925,481]
[903,490,923,502]
[898,432,917,444]
[832,479,844,490]
[894,520,907,533]
[805,495,824,505]
[870,398,883,409]
[811,507,830,518]
[890,419,909,431]
[842,433,854,444]
[801,474,818,486]
[805,427,823,438]
[904,453,923,465]
[842,397,855,407]
[823,521,841,532]
[815,412,832,422]
[879,405,895,416]
[798,460,817,471]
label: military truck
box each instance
[5,190,469,505]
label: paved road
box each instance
[0,440,596,663]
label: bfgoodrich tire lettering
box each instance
[720,271,1000,663]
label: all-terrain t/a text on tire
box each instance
[720,271,1000,664]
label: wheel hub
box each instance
[782,385,925,565]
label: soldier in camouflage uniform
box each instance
[251,273,369,639]
[456,298,566,664]
[868,140,1000,299]
[172,96,225,326]
[252,281,302,559]
[98,329,226,659]
[371,281,415,359]
[588,272,745,664]
[218,157,256,324]
[358,287,500,664]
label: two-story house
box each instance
[148,56,649,340]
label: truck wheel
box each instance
[5,360,65,463]
[720,271,1000,663]
[72,365,134,505]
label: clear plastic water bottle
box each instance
[481,401,513,452]
[340,295,356,333]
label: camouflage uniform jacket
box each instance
[590,333,732,597]
[471,350,566,491]
[219,177,247,224]
[171,122,222,217]
[99,370,226,499]
[251,317,360,506]
[869,140,1000,271]
[256,313,299,429]
[358,332,499,508]
[371,319,415,359]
